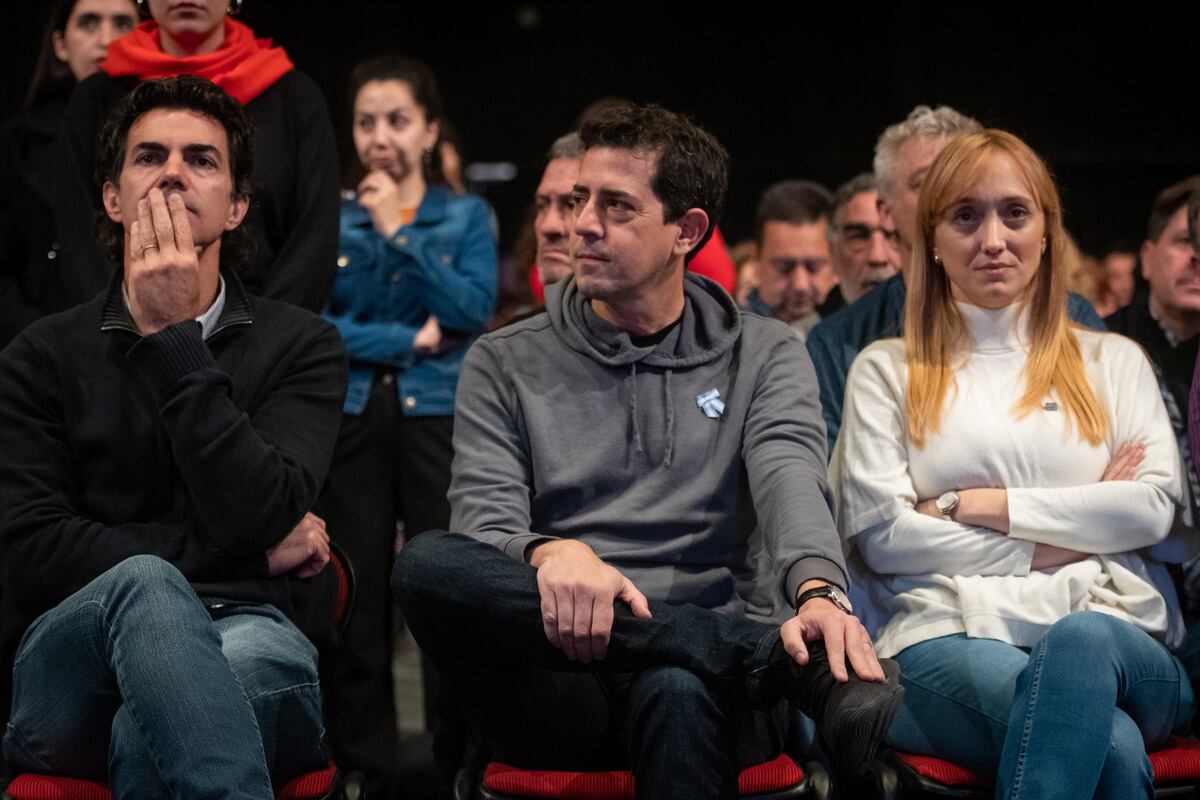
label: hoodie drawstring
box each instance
[629,361,645,457]
[628,362,675,468]
[662,369,674,467]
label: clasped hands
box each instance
[914,441,1146,570]
[528,539,885,684]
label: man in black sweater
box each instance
[0,77,347,796]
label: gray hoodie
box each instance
[449,273,847,625]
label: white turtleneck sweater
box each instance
[831,302,1190,658]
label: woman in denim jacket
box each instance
[319,54,497,796]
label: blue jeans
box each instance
[3,555,326,799]
[888,613,1193,800]
[392,533,803,800]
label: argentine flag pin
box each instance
[696,388,725,419]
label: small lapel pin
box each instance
[1044,400,1058,411]
[696,388,725,419]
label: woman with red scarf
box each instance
[53,0,338,312]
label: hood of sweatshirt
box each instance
[543,273,742,468]
[545,272,742,369]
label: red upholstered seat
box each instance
[481,753,806,799]
[1149,736,1200,784]
[892,752,987,788]
[276,763,339,799]
[4,775,112,800]
[889,737,1200,796]
[4,762,338,800]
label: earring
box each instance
[227,0,244,14]
[933,253,942,265]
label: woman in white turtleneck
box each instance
[833,129,1195,800]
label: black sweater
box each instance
[0,272,348,726]
[53,70,339,313]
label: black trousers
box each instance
[393,533,794,800]
[318,375,454,796]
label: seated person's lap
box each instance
[4,556,325,783]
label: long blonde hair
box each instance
[904,129,1107,448]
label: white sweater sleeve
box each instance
[1006,336,1180,553]
[832,343,1036,578]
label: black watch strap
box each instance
[795,585,852,615]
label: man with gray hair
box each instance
[805,105,1105,449]
[826,173,899,306]
[533,132,586,289]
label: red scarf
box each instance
[103,18,293,105]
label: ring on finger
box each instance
[142,244,160,255]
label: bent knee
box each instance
[99,555,192,603]
[108,554,187,585]
[1042,611,1127,653]
[390,532,479,609]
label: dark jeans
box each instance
[391,533,792,800]
[318,375,454,795]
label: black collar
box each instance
[100,269,255,339]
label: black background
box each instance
[4,1,1199,255]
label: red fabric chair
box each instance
[4,764,347,800]
[869,738,1200,799]
[458,753,829,800]
[2,548,361,800]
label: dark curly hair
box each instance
[578,102,728,261]
[96,76,255,268]
[345,54,445,188]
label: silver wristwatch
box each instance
[795,585,853,615]
[935,490,960,521]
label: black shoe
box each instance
[752,639,902,777]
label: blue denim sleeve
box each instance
[395,198,498,331]
[325,315,419,371]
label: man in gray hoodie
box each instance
[392,103,900,796]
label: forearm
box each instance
[1005,481,1174,552]
[129,320,347,553]
[326,314,420,367]
[745,336,849,601]
[928,487,1009,532]
[0,514,254,614]
[856,513,1035,577]
[447,339,540,560]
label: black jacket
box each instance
[0,101,71,349]
[53,70,339,313]
[0,272,348,725]
[1105,289,1198,425]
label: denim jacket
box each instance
[325,185,497,416]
